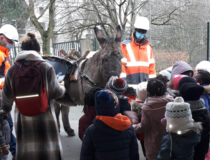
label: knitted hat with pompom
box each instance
[106,77,127,95]
[95,89,120,117]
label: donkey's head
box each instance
[94,25,123,86]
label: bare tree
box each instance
[54,0,147,39]
[22,0,55,55]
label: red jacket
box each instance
[0,46,10,89]
[120,34,156,84]
[78,105,96,141]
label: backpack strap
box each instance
[15,61,43,67]
[32,61,43,65]
[14,61,23,67]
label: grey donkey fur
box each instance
[54,26,123,136]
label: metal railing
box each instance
[53,40,80,56]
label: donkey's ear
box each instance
[94,27,106,49]
[114,25,122,46]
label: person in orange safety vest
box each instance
[120,16,156,89]
[0,24,19,89]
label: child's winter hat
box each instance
[165,97,194,134]
[95,89,120,117]
[106,77,127,95]
[173,75,187,90]
[196,60,210,73]
[136,82,147,102]
[159,67,172,81]
[178,77,204,101]
[171,61,193,78]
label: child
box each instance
[195,60,210,74]
[157,97,202,160]
[0,111,10,160]
[106,77,131,114]
[78,87,101,141]
[131,81,147,159]
[159,67,172,81]
[167,74,186,98]
[133,78,174,160]
[194,71,210,114]
[179,77,210,160]
[80,89,139,160]
[167,61,193,89]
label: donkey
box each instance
[55,25,123,136]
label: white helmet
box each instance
[134,16,150,31]
[0,24,19,42]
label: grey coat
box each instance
[1,51,65,160]
[0,116,10,149]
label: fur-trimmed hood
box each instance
[131,100,143,119]
[183,122,202,135]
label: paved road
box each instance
[8,105,146,160]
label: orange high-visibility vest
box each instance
[0,45,10,89]
[120,34,156,84]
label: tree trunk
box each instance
[42,34,51,55]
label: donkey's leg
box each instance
[53,102,61,132]
[61,105,75,136]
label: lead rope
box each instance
[169,132,172,156]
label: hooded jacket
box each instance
[171,61,193,79]
[120,34,156,84]
[157,124,201,160]
[80,113,139,160]
[79,105,96,141]
[134,95,174,160]
[1,50,65,160]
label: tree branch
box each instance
[37,2,51,20]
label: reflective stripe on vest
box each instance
[126,43,136,62]
[126,44,151,67]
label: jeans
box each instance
[0,153,7,160]
[7,116,16,156]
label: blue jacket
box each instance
[201,84,210,114]
[119,96,131,114]
[80,118,139,160]
[157,132,201,160]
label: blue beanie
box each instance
[95,90,120,117]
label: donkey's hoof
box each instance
[67,129,75,137]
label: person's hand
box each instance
[60,81,64,86]
[1,147,9,155]
[203,85,210,94]
[161,118,167,127]
[132,124,137,129]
